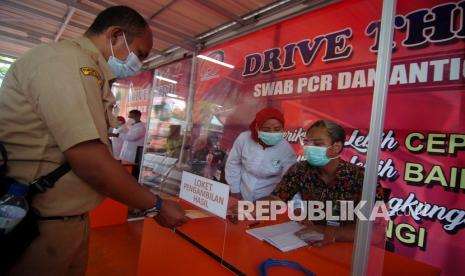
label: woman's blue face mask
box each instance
[258,131,284,146]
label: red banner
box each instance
[193,0,465,274]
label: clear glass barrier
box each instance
[140,59,191,195]
[111,71,154,220]
[137,0,463,275]
[188,0,387,274]
[140,57,229,263]
[371,0,465,275]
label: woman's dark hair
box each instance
[307,120,346,144]
[85,6,148,41]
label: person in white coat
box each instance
[110,116,129,160]
[120,109,146,164]
[225,107,297,202]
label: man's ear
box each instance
[332,141,343,155]
[106,26,124,46]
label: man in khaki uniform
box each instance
[0,6,186,276]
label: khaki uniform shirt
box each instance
[0,36,117,217]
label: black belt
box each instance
[36,213,86,221]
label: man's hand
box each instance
[227,203,239,224]
[295,225,337,248]
[231,193,242,200]
[155,199,188,228]
[294,208,313,226]
[227,193,242,223]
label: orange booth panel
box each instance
[89,198,128,228]
[137,219,232,276]
[137,214,441,276]
[89,164,132,228]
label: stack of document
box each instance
[246,221,322,252]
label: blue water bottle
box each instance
[0,183,29,235]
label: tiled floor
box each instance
[86,220,143,276]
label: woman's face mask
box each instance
[257,118,284,146]
[126,118,136,125]
[258,131,284,146]
[107,33,143,78]
[304,145,338,166]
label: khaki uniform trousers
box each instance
[7,214,89,276]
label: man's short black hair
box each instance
[129,109,142,117]
[85,6,148,41]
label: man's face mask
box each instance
[304,145,338,166]
[108,33,143,78]
[258,131,284,146]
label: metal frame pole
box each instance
[138,70,157,184]
[352,0,397,275]
[178,53,197,166]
